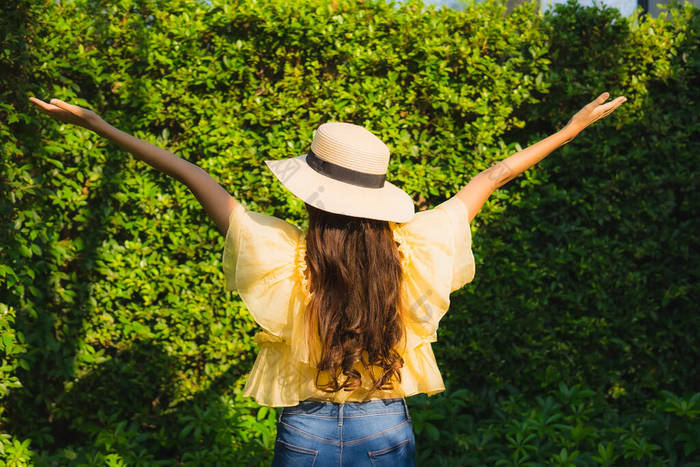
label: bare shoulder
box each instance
[454,174,496,223]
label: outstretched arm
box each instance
[455,92,627,223]
[29,97,239,236]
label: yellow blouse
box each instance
[222,196,475,407]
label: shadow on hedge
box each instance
[2,2,270,463]
[25,339,270,464]
[437,0,700,412]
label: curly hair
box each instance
[303,203,406,394]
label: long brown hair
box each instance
[303,203,406,394]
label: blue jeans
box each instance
[272,398,416,466]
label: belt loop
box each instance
[403,398,412,423]
[278,407,284,423]
[338,402,344,427]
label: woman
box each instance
[30,92,626,465]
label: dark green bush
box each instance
[409,383,700,465]
[440,0,699,402]
[1,0,697,464]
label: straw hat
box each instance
[264,122,415,223]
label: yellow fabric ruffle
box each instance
[223,197,475,407]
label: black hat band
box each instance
[306,148,387,189]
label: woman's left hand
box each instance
[564,92,627,138]
[29,97,103,131]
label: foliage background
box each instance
[1,0,698,465]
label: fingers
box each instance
[609,96,627,105]
[29,97,63,115]
[592,92,627,107]
[50,98,81,115]
[586,93,627,117]
[598,96,626,113]
[601,96,627,113]
[591,95,628,123]
[29,97,53,110]
[30,97,70,112]
[586,92,610,110]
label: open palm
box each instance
[566,92,627,134]
[29,97,101,130]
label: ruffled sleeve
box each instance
[222,202,306,339]
[439,196,476,293]
[391,196,475,347]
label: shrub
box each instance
[1,0,697,464]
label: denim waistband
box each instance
[282,397,409,419]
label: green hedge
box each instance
[1,0,698,464]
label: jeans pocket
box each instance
[272,439,318,467]
[368,439,414,467]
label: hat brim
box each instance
[265,154,415,223]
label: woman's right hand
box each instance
[29,97,104,131]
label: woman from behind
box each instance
[30,92,626,466]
